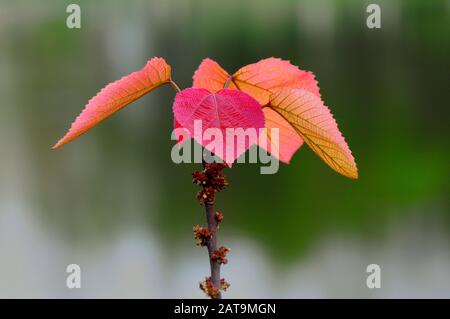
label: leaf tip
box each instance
[349,163,359,179]
[51,136,69,150]
[347,168,359,180]
[51,132,74,150]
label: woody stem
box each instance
[204,200,222,299]
[194,161,229,298]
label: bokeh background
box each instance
[0,0,449,298]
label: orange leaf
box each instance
[232,57,320,105]
[192,58,236,93]
[269,88,358,179]
[258,107,304,164]
[52,57,171,149]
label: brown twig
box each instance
[204,201,222,298]
[193,162,230,299]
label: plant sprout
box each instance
[53,57,357,298]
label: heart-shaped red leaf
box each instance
[173,88,264,164]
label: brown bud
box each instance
[220,278,230,291]
[192,171,208,186]
[199,277,220,299]
[215,211,224,224]
[196,187,215,204]
[211,246,230,264]
[193,225,212,246]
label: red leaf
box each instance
[53,57,171,149]
[174,118,189,144]
[173,88,265,164]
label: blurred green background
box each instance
[0,0,449,297]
